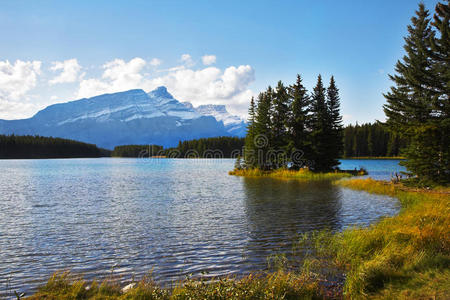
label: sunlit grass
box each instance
[25,271,326,300]
[229,168,356,181]
[322,178,450,299]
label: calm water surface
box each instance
[0,158,404,294]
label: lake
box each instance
[0,158,405,294]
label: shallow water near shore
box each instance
[0,158,404,294]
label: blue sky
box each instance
[0,0,441,123]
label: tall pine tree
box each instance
[384,3,449,184]
[289,74,311,168]
[429,1,450,183]
[310,75,332,171]
[326,76,344,168]
[244,97,257,168]
[253,89,273,169]
[271,81,290,167]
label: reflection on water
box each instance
[242,179,342,269]
[0,158,401,295]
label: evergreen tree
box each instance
[272,81,290,145]
[428,1,450,183]
[244,97,257,168]
[326,76,344,168]
[288,74,311,168]
[384,3,449,184]
[343,124,355,157]
[429,1,450,115]
[253,89,273,169]
[271,81,290,167]
[310,75,332,171]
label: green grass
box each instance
[25,271,326,300]
[325,179,450,299]
[229,168,356,181]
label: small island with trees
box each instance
[230,74,367,179]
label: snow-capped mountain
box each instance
[0,87,246,149]
[194,105,247,137]
[180,102,247,136]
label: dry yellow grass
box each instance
[229,168,353,181]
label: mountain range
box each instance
[0,87,247,149]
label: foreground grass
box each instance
[229,168,359,181]
[25,271,326,300]
[326,178,450,299]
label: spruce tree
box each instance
[384,3,449,184]
[253,89,272,169]
[326,76,344,168]
[429,1,450,183]
[310,75,332,171]
[289,74,311,168]
[271,81,290,167]
[244,97,257,168]
[429,1,450,114]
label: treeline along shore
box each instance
[1,125,405,160]
[0,135,110,159]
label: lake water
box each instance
[0,158,405,295]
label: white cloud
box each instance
[147,64,255,116]
[49,58,81,85]
[78,78,111,99]
[149,58,162,66]
[75,56,255,117]
[0,56,255,120]
[77,57,146,98]
[180,54,195,66]
[0,59,41,101]
[0,99,40,119]
[202,55,216,65]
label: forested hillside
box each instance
[111,145,164,157]
[112,137,245,158]
[174,136,244,158]
[343,123,406,157]
[0,135,110,159]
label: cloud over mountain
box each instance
[49,59,82,85]
[0,55,255,120]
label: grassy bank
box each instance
[325,178,450,298]
[228,168,362,181]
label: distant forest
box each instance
[0,135,110,159]
[112,124,404,159]
[112,137,245,158]
[173,136,245,158]
[343,123,406,157]
[111,145,164,157]
[2,125,405,159]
